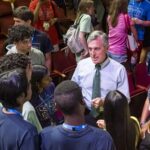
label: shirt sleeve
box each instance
[79,15,92,33]
[27,111,42,133]
[117,66,130,102]
[71,65,80,84]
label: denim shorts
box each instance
[107,52,127,63]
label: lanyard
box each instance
[7,108,22,116]
[63,123,87,131]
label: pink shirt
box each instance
[108,13,130,55]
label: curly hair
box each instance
[8,25,33,43]
[0,53,31,74]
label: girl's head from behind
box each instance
[31,65,51,94]
[104,90,131,150]
[104,90,130,124]
[77,0,94,16]
[109,0,128,27]
[109,0,128,14]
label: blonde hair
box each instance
[76,0,93,21]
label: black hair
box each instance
[31,65,48,97]
[0,53,31,74]
[8,25,32,43]
[13,6,34,23]
[54,80,83,115]
[104,90,136,150]
[0,69,29,108]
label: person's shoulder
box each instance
[40,125,60,137]
[23,101,35,112]
[31,47,43,54]
[109,58,125,69]
[80,14,91,21]
[88,126,114,145]
[34,28,49,38]
[7,114,37,134]
[78,57,92,66]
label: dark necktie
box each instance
[92,64,101,99]
[91,64,101,118]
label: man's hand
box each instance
[97,119,106,129]
[91,97,104,109]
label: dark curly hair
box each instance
[0,53,31,74]
[8,25,33,43]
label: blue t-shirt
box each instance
[40,125,115,150]
[128,0,150,40]
[0,108,39,150]
[32,29,53,54]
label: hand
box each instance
[92,97,104,109]
[97,119,106,129]
[141,121,150,139]
[132,18,143,25]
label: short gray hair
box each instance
[87,30,108,48]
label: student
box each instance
[73,0,94,62]
[40,80,115,150]
[12,6,53,72]
[0,69,39,150]
[97,90,140,150]
[0,53,42,132]
[31,65,63,128]
[29,0,60,52]
[107,0,137,63]
[6,25,45,65]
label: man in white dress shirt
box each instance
[72,30,130,125]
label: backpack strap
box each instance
[74,15,84,28]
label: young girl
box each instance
[107,0,137,64]
[74,0,94,62]
[31,65,63,128]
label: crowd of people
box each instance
[0,0,150,149]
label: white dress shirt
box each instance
[72,57,130,109]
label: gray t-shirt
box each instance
[6,45,45,65]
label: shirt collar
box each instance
[95,56,110,69]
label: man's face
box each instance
[88,37,107,64]
[15,38,32,54]
[13,17,30,26]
